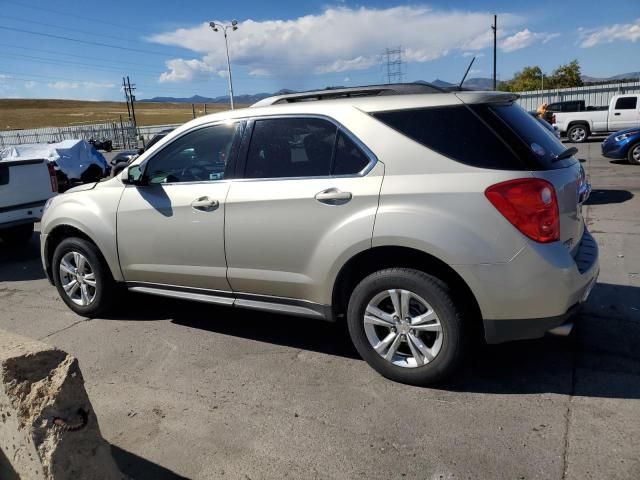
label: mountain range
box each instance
[140,72,639,104]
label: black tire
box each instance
[347,268,465,386]
[0,222,34,246]
[567,124,589,143]
[52,237,116,317]
[627,142,640,165]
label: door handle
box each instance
[614,112,621,116]
[191,196,219,211]
[315,188,352,206]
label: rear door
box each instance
[609,96,640,131]
[224,116,383,303]
[0,159,55,225]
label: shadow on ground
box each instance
[0,232,46,282]
[0,449,20,480]
[105,282,640,399]
[111,445,189,480]
[585,189,634,205]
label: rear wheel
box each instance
[628,143,640,165]
[568,124,589,143]
[52,237,116,316]
[347,268,465,385]
[0,223,34,246]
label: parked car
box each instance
[1,157,58,245]
[554,94,640,143]
[601,128,640,165]
[40,84,598,385]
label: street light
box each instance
[209,20,238,110]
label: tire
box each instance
[627,143,640,165]
[0,223,34,246]
[52,237,116,317]
[347,268,465,386]
[567,124,589,143]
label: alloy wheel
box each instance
[364,289,443,368]
[570,127,586,142]
[59,251,97,306]
[632,145,640,163]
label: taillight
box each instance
[551,114,556,124]
[47,162,58,193]
[485,179,559,243]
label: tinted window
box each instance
[145,124,239,184]
[615,97,638,110]
[374,106,526,170]
[478,104,575,170]
[333,131,369,175]
[245,118,337,178]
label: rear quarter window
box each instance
[373,106,527,170]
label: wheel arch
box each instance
[567,121,591,134]
[331,245,483,336]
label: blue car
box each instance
[601,128,640,165]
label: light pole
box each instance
[209,20,238,110]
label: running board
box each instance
[126,283,330,320]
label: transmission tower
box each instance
[385,47,405,84]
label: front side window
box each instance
[615,97,638,110]
[144,123,239,184]
[245,118,337,179]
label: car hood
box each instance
[64,182,98,194]
[611,127,640,138]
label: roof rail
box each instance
[250,83,446,107]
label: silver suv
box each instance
[40,85,599,385]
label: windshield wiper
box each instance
[553,146,578,162]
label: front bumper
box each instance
[456,229,600,344]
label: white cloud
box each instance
[48,81,116,89]
[500,29,559,52]
[579,18,640,47]
[148,6,524,82]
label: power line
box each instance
[0,25,181,57]
[4,0,147,33]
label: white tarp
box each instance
[0,139,108,180]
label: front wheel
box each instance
[567,124,589,143]
[52,237,116,316]
[628,143,640,165]
[347,268,465,385]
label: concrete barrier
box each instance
[0,330,124,479]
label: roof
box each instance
[250,83,445,107]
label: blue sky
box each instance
[0,0,638,100]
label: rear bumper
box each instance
[456,228,599,344]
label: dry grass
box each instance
[0,99,239,130]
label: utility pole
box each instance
[122,77,131,122]
[492,15,497,91]
[210,21,238,110]
[384,47,404,84]
[126,76,137,128]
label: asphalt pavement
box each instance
[1,141,638,479]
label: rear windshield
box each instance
[373,103,575,171]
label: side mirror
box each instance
[122,164,145,186]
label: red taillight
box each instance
[551,114,556,124]
[47,162,58,193]
[485,178,559,243]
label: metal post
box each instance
[223,29,235,110]
[119,115,127,149]
[204,104,207,115]
[123,77,131,122]
[127,76,137,128]
[492,15,497,91]
[192,103,196,119]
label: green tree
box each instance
[499,65,545,92]
[549,59,583,88]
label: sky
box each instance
[0,0,638,101]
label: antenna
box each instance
[459,56,476,89]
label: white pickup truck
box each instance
[0,158,58,245]
[555,94,640,143]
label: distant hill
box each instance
[581,72,640,83]
[140,89,296,104]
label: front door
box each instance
[117,122,241,291]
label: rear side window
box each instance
[615,97,638,110]
[333,131,370,175]
[373,106,526,170]
[244,118,371,179]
